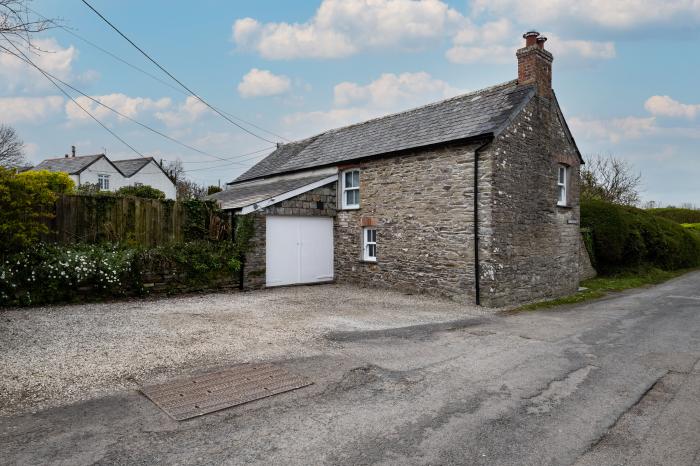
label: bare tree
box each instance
[0,0,53,50]
[163,159,207,200]
[0,124,27,168]
[581,154,642,206]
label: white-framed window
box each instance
[98,174,110,191]
[557,165,568,206]
[363,227,377,262]
[341,169,360,209]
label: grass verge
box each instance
[515,267,698,312]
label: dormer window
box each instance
[341,169,360,209]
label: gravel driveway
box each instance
[0,285,488,417]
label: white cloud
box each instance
[237,68,291,98]
[470,0,700,29]
[65,94,171,123]
[333,72,459,108]
[284,72,461,137]
[155,96,210,127]
[569,116,657,143]
[232,0,463,59]
[446,24,615,64]
[644,95,700,119]
[0,38,79,91]
[0,96,64,123]
[545,34,616,60]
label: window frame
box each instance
[557,164,568,207]
[341,169,360,210]
[362,227,377,262]
[98,174,110,191]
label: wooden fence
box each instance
[42,195,228,246]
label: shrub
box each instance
[16,170,75,194]
[0,168,75,254]
[648,208,700,224]
[116,185,166,200]
[0,240,245,306]
[581,199,700,273]
[0,243,136,306]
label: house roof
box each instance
[233,80,536,184]
[32,154,106,175]
[210,173,334,210]
[112,157,153,177]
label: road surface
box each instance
[2,272,699,465]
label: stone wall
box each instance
[479,95,582,306]
[241,184,336,289]
[334,142,483,302]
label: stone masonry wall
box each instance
[479,95,582,306]
[334,142,484,302]
[241,184,336,289]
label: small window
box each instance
[363,228,377,262]
[341,169,360,209]
[557,165,568,206]
[98,174,110,191]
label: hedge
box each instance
[581,200,700,273]
[648,207,700,224]
[0,240,243,306]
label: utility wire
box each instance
[3,46,274,167]
[26,5,290,142]
[0,36,148,160]
[80,0,279,144]
[3,47,273,169]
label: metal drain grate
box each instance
[141,363,313,420]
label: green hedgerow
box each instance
[581,199,700,274]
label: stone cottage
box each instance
[211,31,585,306]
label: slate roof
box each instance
[32,154,106,175]
[234,80,535,183]
[112,157,153,177]
[210,173,334,210]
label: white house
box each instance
[31,149,177,199]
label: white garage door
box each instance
[266,216,334,287]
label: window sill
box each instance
[361,258,377,263]
[556,204,573,210]
[341,205,361,211]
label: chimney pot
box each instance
[523,31,540,47]
[536,36,547,49]
[64,154,69,158]
[71,145,76,157]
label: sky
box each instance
[1,0,699,205]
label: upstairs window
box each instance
[341,169,360,209]
[363,227,377,262]
[557,165,568,206]
[98,174,110,191]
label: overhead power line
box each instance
[80,0,279,145]
[25,5,289,143]
[3,46,274,167]
[0,36,148,160]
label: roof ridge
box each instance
[41,153,104,161]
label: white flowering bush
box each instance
[0,238,247,307]
[0,244,137,306]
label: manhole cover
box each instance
[141,363,312,420]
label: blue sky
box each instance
[2,0,699,205]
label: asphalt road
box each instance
[2,272,700,465]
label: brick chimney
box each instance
[517,31,553,98]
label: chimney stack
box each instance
[71,145,76,157]
[517,31,553,98]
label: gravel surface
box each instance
[0,284,490,416]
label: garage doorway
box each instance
[266,216,334,287]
